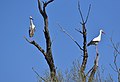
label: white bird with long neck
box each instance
[29,16,36,37]
[87,29,105,53]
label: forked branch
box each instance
[38,0,54,18]
[77,1,91,81]
[110,38,120,82]
[78,0,91,24]
[88,53,99,82]
[78,0,84,23]
[24,36,46,56]
[38,0,57,81]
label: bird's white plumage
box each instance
[87,29,104,46]
[29,16,36,37]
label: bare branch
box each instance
[77,2,89,80]
[75,28,83,34]
[38,0,44,16]
[38,0,54,18]
[110,38,120,82]
[88,53,99,82]
[37,0,57,80]
[85,4,91,24]
[110,38,120,55]
[114,53,119,73]
[44,0,54,7]
[80,24,88,73]
[110,38,120,73]
[58,24,83,51]
[78,0,84,23]
[96,68,102,82]
[110,64,117,72]
[86,67,93,77]
[32,67,47,82]
[109,74,114,82]
[24,36,46,56]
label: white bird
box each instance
[87,29,105,53]
[29,16,36,37]
[87,29,105,47]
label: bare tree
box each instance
[110,38,120,82]
[25,0,101,82]
[58,1,99,82]
[88,53,99,82]
[77,2,99,81]
[25,0,57,81]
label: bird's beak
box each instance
[102,31,105,34]
[29,17,34,20]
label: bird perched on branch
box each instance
[87,29,105,52]
[87,29,105,46]
[29,16,36,37]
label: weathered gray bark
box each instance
[88,53,99,82]
[37,0,57,81]
[25,0,57,81]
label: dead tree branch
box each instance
[58,24,83,51]
[110,38,120,55]
[78,0,84,23]
[110,38,120,82]
[32,67,47,82]
[24,36,46,56]
[86,67,93,77]
[110,38,120,72]
[88,53,99,82]
[76,1,92,82]
[25,0,56,81]
[110,64,118,72]
[85,4,91,24]
[78,0,91,24]
[38,0,57,81]
[77,1,92,82]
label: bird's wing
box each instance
[29,28,34,37]
[29,25,35,37]
[87,40,99,46]
[87,40,92,46]
[33,24,36,32]
[92,36,100,41]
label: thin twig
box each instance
[97,68,102,82]
[109,64,117,72]
[78,0,84,23]
[85,4,91,24]
[32,67,47,82]
[86,67,94,77]
[88,53,99,82]
[110,38,120,54]
[110,38,120,73]
[75,28,83,34]
[109,74,114,82]
[114,53,119,72]
[58,24,83,51]
[24,36,46,56]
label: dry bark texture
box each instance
[25,0,57,81]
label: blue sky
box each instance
[0,0,120,82]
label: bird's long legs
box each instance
[95,45,98,54]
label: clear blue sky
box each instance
[0,0,120,82]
